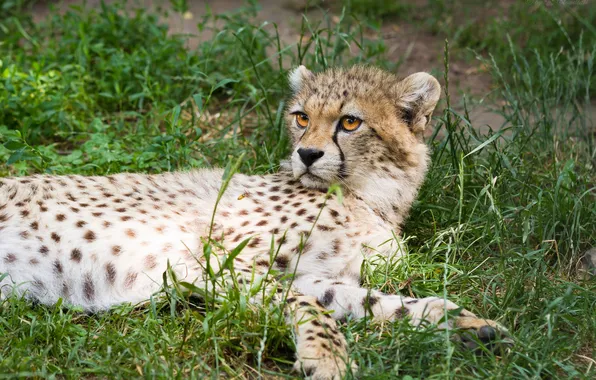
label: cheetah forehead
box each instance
[294,66,396,101]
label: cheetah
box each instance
[0,66,510,379]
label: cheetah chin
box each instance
[1,65,512,379]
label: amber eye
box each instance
[295,112,309,128]
[340,115,362,131]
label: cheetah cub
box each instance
[1,66,509,379]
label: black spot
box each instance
[83,274,95,301]
[331,124,347,178]
[248,237,261,248]
[124,271,138,288]
[32,278,45,291]
[320,289,335,307]
[53,260,63,274]
[362,295,379,308]
[105,263,116,285]
[395,307,408,319]
[83,230,96,242]
[71,248,82,262]
[402,107,414,126]
[274,255,289,270]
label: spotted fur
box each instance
[0,66,509,379]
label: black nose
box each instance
[297,148,324,167]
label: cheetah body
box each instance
[1,66,509,379]
[0,169,398,310]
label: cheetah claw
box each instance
[454,316,513,354]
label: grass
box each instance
[343,0,412,20]
[1,0,595,378]
[426,0,596,97]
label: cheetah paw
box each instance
[293,347,357,380]
[454,316,513,354]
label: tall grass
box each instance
[1,1,594,378]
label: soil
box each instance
[28,0,512,129]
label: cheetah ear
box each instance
[288,65,314,93]
[396,72,441,134]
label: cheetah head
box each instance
[285,65,440,191]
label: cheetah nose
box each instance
[297,148,325,167]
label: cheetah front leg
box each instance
[285,294,357,380]
[191,272,356,379]
[293,275,511,352]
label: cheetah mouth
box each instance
[301,171,323,180]
[298,172,330,189]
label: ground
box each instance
[0,0,595,378]
[30,0,510,127]
[30,0,596,130]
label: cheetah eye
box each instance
[294,112,309,128]
[339,115,362,132]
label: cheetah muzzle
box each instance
[0,65,512,379]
